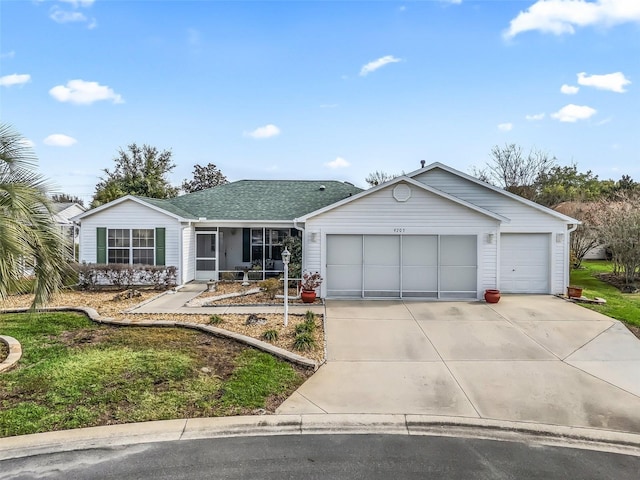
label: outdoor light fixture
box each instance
[556,233,564,243]
[282,247,290,327]
[487,233,495,244]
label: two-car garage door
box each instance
[326,235,477,299]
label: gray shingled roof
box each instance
[137,180,363,221]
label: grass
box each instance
[570,260,640,327]
[0,312,308,437]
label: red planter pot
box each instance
[484,289,501,304]
[300,290,316,304]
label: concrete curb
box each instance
[1,415,639,461]
[0,335,21,373]
[0,307,318,370]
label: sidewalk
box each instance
[127,284,325,316]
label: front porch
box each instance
[194,226,302,282]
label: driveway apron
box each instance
[277,296,640,434]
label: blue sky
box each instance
[1,0,638,204]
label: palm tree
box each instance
[0,123,67,308]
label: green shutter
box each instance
[97,228,106,264]
[242,228,250,262]
[155,228,165,266]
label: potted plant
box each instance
[300,271,323,303]
[484,289,500,303]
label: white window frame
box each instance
[107,228,155,265]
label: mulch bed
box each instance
[597,273,639,293]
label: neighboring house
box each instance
[73,162,579,299]
[52,202,86,260]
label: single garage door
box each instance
[500,233,550,294]
[326,235,477,299]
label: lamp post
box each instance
[282,247,290,327]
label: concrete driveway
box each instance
[277,296,640,434]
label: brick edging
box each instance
[0,307,318,371]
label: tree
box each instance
[51,193,85,207]
[91,143,179,207]
[533,164,605,207]
[598,195,640,289]
[365,170,399,187]
[473,144,556,200]
[0,123,68,308]
[554,202,602,268]
[181,162,228,193]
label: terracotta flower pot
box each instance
[567,286,583,298]
[484,289,501,304]
[300,290,316,304]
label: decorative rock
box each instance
[112,289,142,301]
[246,314,267,326]
[200,367,212,373]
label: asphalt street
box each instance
[2,434,639,480]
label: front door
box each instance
[196,232,217,281]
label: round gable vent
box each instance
[393,184,411,202]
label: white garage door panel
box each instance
[327,235,363,297]
[364,236,400,297]
[326,234,477,299]
[500,233,549,294]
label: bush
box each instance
[304,310,316,322]
[259,278,280,299]
[209,314,224,325]
[262,329,278,342]
[77,263,177,290]
[293,332,316,351]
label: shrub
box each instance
[304,310,316,322]
[259,278,280,299]
[262,329,278,342]
[220,271,238,282]
[76,263,177,290]
[209,314,224,325]
[293,332,316,351]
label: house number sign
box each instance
[393,228,406,233]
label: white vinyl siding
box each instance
[415,168,569,294]
[182,225,195,284]
[78,199,182,281]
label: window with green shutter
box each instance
[155,228,165,266]
[97,227,107,263]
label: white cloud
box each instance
[59,0,95,6]
[0,51,15,59]
[360,55,402,76]
[577,71,631,93]
[0,73,31,87]
[19,138,36,149]
[49,79,124,105]
[44,134,77,147]
[325,157,350,169]
[525,113,545,121]
[561,84,580,94]
[50,8,87,24]
[551,104,597,122]
[244,124,281,139]
[498,123,513,131]
[504,0,640,39]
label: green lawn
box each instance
[0,312,306,437]
[570,260,640,327]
